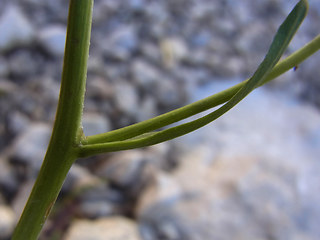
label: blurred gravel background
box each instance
[0,0,320,239]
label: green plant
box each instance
[11,0,320,239]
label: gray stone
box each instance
[36,77,61,103]
[91,1,121,24]
[38,25,67,57]
[136,81,320,240]
[114,81,139,116]
[0,79,17,96]
[0,156,19,197]
[223,55,247,76]
[131,60,160,91]
[309,0,320,15]
[190,1,219,21]
[137,172,183,214]
[87,56,107,76]
[95,143,172,189]
[8,49,43,78]
[182,49,208,66]
[127,0,146,11]
[144,3,168,38]
[78,188,117,218]
[12,180,34,223]
[79,200,115,219]
[0,57,9,77]
[82,113,111,136]
[190,30,212,48]
[64,217,142,240]
[140,43,162,63]
[155,78,187,109]
[7,111,30,136]
[95,150,148,189]
[143,142,172,170]
[62,164,101,193]
[9,123,51,174]
[235,21,274,73]
[86,76,114,100]
[77,183,126,218]
[136,172,185,240]
[135,96,157,122]
[0,205,15,239]
[296,52,320,107]
[188,80,320,160]
[102,26,138,61]
[0,5,35,51]
[138,152,320,240]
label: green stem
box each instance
[85,13,319,148]
[80,0,310,157]
[11,0,319,237]
[12,1,93,239]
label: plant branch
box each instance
[12,0,320,238]
[79,0,309,157]
[12,1,93,239]
[83,0,316,148]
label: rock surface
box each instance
[8,123,51,175]
[0,205,15,239]
[136,82,320,240]
[38,25,66,57]
[64,217,142,240]
[82,112,111,136]
[0,5,35,51]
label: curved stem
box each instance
[85,2,317,147]
[80,0,309,157]
[12,1,93,239]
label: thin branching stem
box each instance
[84,33,319,147]
[12,1,93,239]
[79,0,309,157]
[12,0,320,238]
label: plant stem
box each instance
[11,0,319,237]
[80,0,309,156]
[85,7,318,148]
[12,0,93,239]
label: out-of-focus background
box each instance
[0,0,320,239]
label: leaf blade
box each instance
[80,0,308,156]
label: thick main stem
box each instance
[12,0,93,239]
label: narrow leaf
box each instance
[80,0,308,156]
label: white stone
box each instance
[64,217,142,240]
[114,81,139,116]
[63,164,102,192]
[132,60,160,90]
[0,205,15,239]
[0,5,35,51]
[160,37,189,68]
[102,26,138,61]
[96,150,146,188]
[38,25,67,57]
[137,80,320,240]
[82,113,111,136]
[9,123,51,172]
